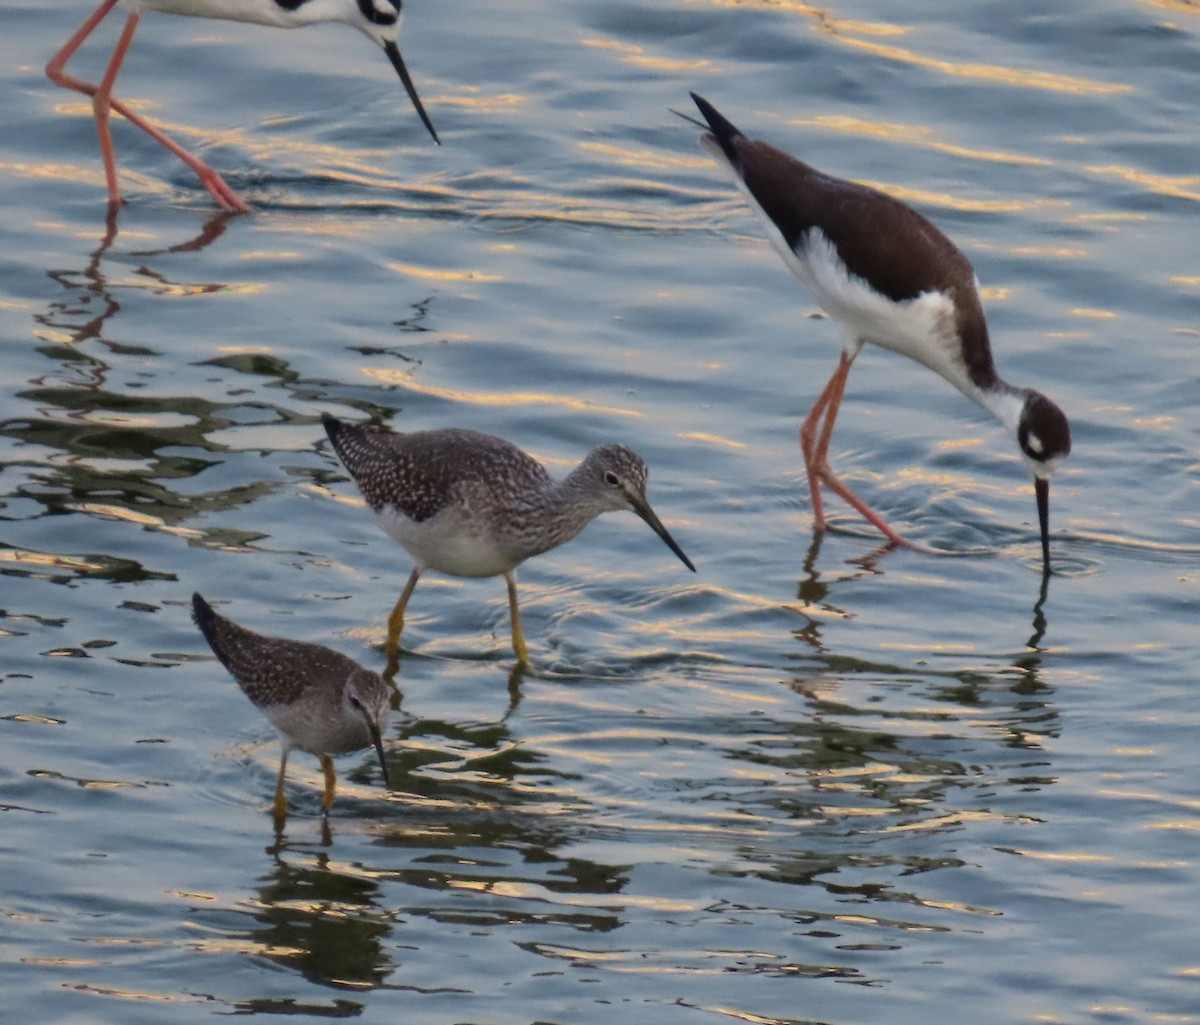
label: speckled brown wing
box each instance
[322,415,554,522]
[192,593,358,709]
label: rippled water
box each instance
[3,0,1200,1022]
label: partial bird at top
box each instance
[47,0,440,213]
[682,93,1070,572]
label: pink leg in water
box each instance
[46,1,252,213]
[799,349,937,553]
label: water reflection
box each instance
[253,843,392,991]
[37,207,232,356]
[7,210,305,566]
[234,698,637,993]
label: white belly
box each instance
[123,0,307,28]
[731,167,981,402]
[375,506,518,579]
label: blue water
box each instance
[3,0,1199,1022]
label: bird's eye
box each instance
[603,471,620,487]
[1018,425,1048,462]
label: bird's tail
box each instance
[689,93,744,166]
[191,592,254,677]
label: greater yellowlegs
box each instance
[684,94,1071,570]
[47,0,440,213]
[321,413,696,672]
[191,592,391,824]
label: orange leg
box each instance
[46,1,252,213]
[799,351,929,550]
[272,748,290,827]
[319,754,337,815]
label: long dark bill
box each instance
[368,722,391,788]
[630,497,696,573]
[383,40,440,145]
[1035,476,1051,574]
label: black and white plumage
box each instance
[47,0,439,213]
[321,413,695,670]
[686,94,1071,570]
[192,593,390,824]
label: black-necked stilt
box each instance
[684,94,1071,571]
[321,414,695,673]
[47,0,440,213]
[191,593,391,826]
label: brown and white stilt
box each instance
[684,93,1071,570]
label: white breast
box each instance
[756,207,978,401]
[374,505,518,579]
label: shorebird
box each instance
[684,94,1071,570]
[192,593,391,825]
[47,0,440,213]
[321,413,696,673]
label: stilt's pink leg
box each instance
[799,351,854,531]
[46,1,252,213]
[800,350,936,552]
[92,9,139,207]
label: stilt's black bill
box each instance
[1035,476,1051,572]
[630,497,696,573]
[383,40,439,145]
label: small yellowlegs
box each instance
[47,0,440,213]
[191,592,391,825]
[321,413,696,672]
[683,94,1071,571]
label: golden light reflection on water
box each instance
[800,116,1053,168]
[450,879,703,911]
[1011,245,1087,258]
[676,431,748,449]
[387,262,503,283]
[66,503,205,540]
[360,369,645,419]
[826,35,1132,96]
[883,810,1016,834]
[581,36,713,73]
[64,983,198,1003]
[1140,0,1200,15]
[428,92,525,111]
[1087,164,1200,203]
[1003,849,1114,862]
[683,0,1130,94]
[869,182,1067,215]
[580,141,713,173]
[0,550,104,572]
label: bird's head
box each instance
[344,667,392,788]
[348,0,440,144]
[1015,390,1071,572]
[582,445,696,572]
[1017,390,1072,479]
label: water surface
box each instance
[3,1,1199,1022]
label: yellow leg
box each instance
[505,571,530,666]
[319,753,336,815]
[272,748,290,826]
[384,567,422,679]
